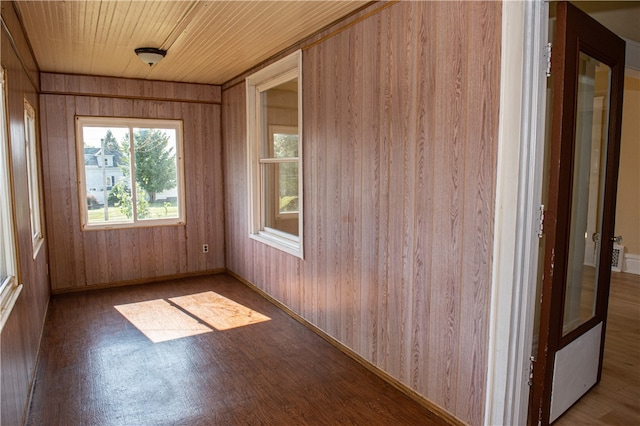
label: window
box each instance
[24,99,44,255]
[75,117,185,230]
[1,68,22,332]
[246,50,303,257]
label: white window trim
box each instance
[246,50,303,258]
[24,98,44,257]
[0,68,23,333]
[75,117,186,230]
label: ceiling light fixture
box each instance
[134,47,167,66]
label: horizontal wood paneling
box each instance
[222,2,501,425]
[40,74,225,292]
[40,72,221,104]
[1,4,50,425]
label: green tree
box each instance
[273,134,298,212]
[109,181,150,219]
[104,129,119,152]
[131,129,176,203]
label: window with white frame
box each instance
[246,50,303,257]
[75,117,185,230]
[1,68,22,332]
[24,99,44,255]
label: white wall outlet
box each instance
[203,244,209,253]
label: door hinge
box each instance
[537,204,545,238]
[528,356,536,386]
[545,43,552,77]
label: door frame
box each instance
[485,0,549,424]
[487,1,629,425]
[531,2,626,423]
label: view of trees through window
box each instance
[273,132,298,214]
[79,120,182,227]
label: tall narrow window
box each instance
[1,68,22,332]
[246,50,303,257]
[75,117,185,230]
[24,99,43,255]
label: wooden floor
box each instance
[555,271,640,425]
[26,274,445,425]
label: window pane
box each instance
[273,133,298,158]
[260,79,298,159]
[262,163,299,236]
[132,128,179,220]
[246,50,302,256]
[278,162,298,213]
[82,126,132,224]
[24,102,42,244]
[1,70,14,287]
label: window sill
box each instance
[250,231,303,259]
[33,236,44,259]
[0,279,23,333]
[81,220,186,231]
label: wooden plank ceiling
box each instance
[14,0,368,85]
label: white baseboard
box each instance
[622,254,640,275]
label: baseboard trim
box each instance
[623,254,640,275]
[226,269,464,426]
[23,296,50,425]
[50,268,226,295]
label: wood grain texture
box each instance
[222,2,501,425]
[0,2,39,91]
[26,274,448,425]
[39,74,225,292]
[1,5,50,425]
[40,72,221,104]
[16,1,368,85]
[554,272,640,425]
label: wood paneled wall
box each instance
[40,74,225,292]
[222,2,501,424]
[1,3,50,425]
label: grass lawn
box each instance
[279,196,298,212]
[88,202,178,223]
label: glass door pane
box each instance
[562,52,611,336]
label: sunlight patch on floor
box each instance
[169,291,271,331]
[115,299,212,343]
[114,291,271,343]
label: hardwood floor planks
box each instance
[27,274,447,425]
[554,272,640,425]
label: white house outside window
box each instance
[75,117,185,230]
[246,50,303,257]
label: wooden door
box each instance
[530,2,626,425]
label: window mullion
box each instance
[128,126,138,222]
[259,157,298,164]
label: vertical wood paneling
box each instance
[410,0,436,395]
[222,2,501,425]
[456,2,499,419]
[359,13,381,366]
[427,1,467,412]
[1,5,50,425]
[39,75,224,292]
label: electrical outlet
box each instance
[203,244,209,253]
